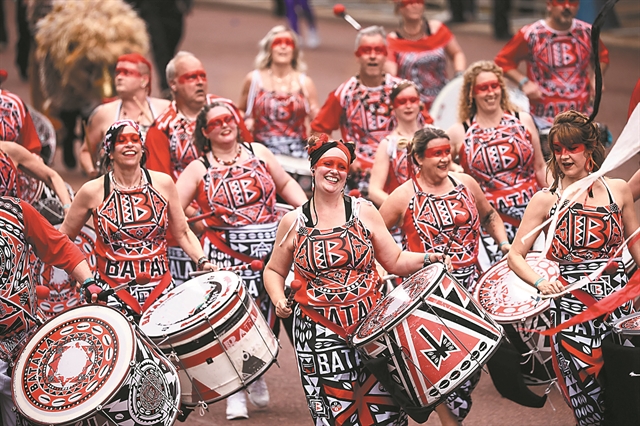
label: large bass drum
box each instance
[12,305,180,426]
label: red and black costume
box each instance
[0,89,41,154]
[0,150,19,198]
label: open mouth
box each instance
[325,175,339,183]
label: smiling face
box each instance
[170,55,208,107]
[111,125,143,166]
[547,0,579,29]
[313,147,349,194]
[203,105,238,147]
[392,85,421,123]
[355,34,387,81]
[270,31,296,65]
[415,138,451,182]
[472,71,503,114]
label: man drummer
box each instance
[494,0,609,130]
[0,196,93,426]
[310,26,400,198]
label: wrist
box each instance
[518,76,530,90]
[62,203,71,210]
[423,253,432,268]
[197,256,208,271]
[533,277,545,289]
[82,277,96,289]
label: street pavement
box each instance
[1,1,639,425]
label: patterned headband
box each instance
[103,119,142,156]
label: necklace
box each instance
[212,144,242,166]
[112,170,143,189]
[268,69,292,93]
[401,19,425,40]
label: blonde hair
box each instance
[458,60,516,123]
[254,25,307,72]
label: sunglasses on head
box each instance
[473,80,501,94]
[116,133,141,145]
[355,45,388,57]
[394,96,420,106]
[205,114,235,133]
[177,70,207,84]
[552,143,586,155]
[424,145,451,158]
[398,0,423,7]
[272,37,295,48]
[318,157,349,172]
[115,67,142,78]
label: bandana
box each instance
[307,134,355,167]
[103,119,142,156]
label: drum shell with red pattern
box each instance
[350,263,503,408]
[12,305,180,426]
[612,312,640,347]
[140,271,279,406]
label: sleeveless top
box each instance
[93,169,170,287]
[115,97,159,139]
[196,145,278,228]
[0,150,19,197]
[382,134,412,195]
[292,197,381,329]
[246,70,309,158]
[402,175,480,284]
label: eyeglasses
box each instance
[272,37,295,48]
[424,145,451,158]
[205,114,235,133]
[355,45,388,57]
[394,96,420,106]
[318,156,349,172]
[177,70,207,84]
[115,67,142,78]
[552,143,585,155]
[473,80,501,94]
[398,0,424,7]
[116,133,141,145]
[550,0,579,6]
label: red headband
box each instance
[117,53,152,95]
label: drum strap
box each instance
[99,272,172,314]
[298,304,357,340]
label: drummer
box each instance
[60,120,216,317]
[507,111,640,425]
[264,134,449,426]
[175,101,306,420]
[0,196,93,426]
[379,126,510,424]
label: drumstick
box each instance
[538,260,621,299]
[132,95,154,124]
[333,4,362,31]
[187,210,215,224]
[188,260,264,277]
[286,279,303,308]
[85,275,152,302]
[442,215,467,258]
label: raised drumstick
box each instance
[188,260,264,277]
[286,279,303,308]
[333,4,362,31]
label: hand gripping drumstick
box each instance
[188,260,264,277]
[286,279,303,308]
[333,4,362,31]
[84,274,152,302]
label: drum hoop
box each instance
[12,305,135,424]
[612,312,640,335]
[140,271,244,338]
[207,221,280,233]
[351,263,447,345]
[274,154,311,176]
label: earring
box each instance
[586,156,596,173]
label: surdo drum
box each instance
[350,263,503,408]
[12,305,180,426]
[275,154,312,196]
[139,271,279,406]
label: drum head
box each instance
[351,263,446,344]
[613,312,640,336]
[474,253,558,323]
[140,271,243,338]
[13,305,135,425]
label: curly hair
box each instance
[458,60,516,123]
[254,25,306,72]
[408,127,450,166]
[547,110,604,192]
[193,102,244,155]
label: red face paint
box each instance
[177,70,207,84]
[424,144,452,158]
[115,67,142,78]
[205,114,235,133]
[473,80,501,94]
[552,143,586,156]
[116,133,141,145]
[393,96,420,107]
[272,37,295,49]
[355,44,388,57]
[399,0,423,7]
[318,156,349,172]
[550,0,579,7]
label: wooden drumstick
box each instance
[333,4,362,31]
[286,279,303,308]
[188,260,264,277]
[442,215,467,258]
[187,210,215,223]
[85,274,151,302]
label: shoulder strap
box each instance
[103,173,111,200]
[514,110,520,119]
[142,168,152,185]
[600,177,616,204]
[344,195,352,221]
[245,70,260,118]
[462,121,470,132]
[200,154,211,168]
[301,200,313,227]
[425,18,432,36]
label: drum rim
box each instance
[351,263,447,345]
[612,312,640,335]
[140,271,244,338]
[12,305,135,424]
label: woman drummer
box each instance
[508,111,640,425]
[384,0,466,110]
[379,126,510,424]
[238,25,319,159]
[264,134,450,426]
[448,61,547,265]
[60,120,215,315]
[175,101,306,420]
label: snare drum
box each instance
[350,263,503,408]
[612,312,640,347]
[140,271,279,406]
[28,106,57,166]
[275,154,312,195]
[33,182,75,225]
[13,305,180,426]
[39,224,97,318]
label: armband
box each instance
[197,256,208,271]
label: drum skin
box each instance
[473,253,559,324]
[351,263,503,408]
[12,305,180,426]
[140,271,279,406]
